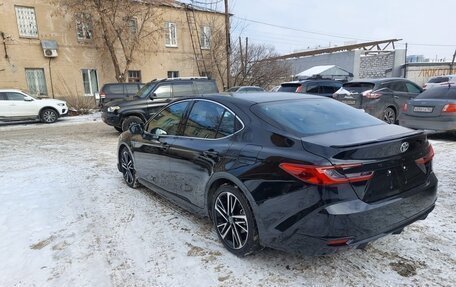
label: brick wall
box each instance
[359,52,395,78]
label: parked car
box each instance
[423,75,456,90]
[278,79,342,97]
[399,85,456,134]
[333,78,423,124]
[117,92,437,256]
[99,82,144,108]
[269,85,281,92]
[225,86,265,93]
[102,77,218,132]
[0,89,68,123]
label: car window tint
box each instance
[252,98,384,136]
[6,92,25,101]
[125,84,140,94]
[194,81,218,94]
[216,110,240,138]
[388,81,407,92]
[278,84,300,93]
[154,85,172,98]
[183,101,224,139]
[416,87,456,99]
[405,82,422,93]
[137,83,156,98]
[104,85,124,94]
[0,93,6,100]
[173,83,194,97]
[146,101,189,135]
[342,82,375,93]
[306,83,319,94]
[320,82,342,93]
[428,76,449,83]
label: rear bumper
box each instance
[255,172,438,255]
[400,114,456,131]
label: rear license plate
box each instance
[413,106,433,113]
[341,100,356,105]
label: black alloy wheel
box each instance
[120,147,138,188]
[212,185,259,256]
[121,116,143,132]
[383,107,396,124]
[40,108,58,123]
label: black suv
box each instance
[278,78,342,97]
[99,82,144,108]
[102,77,219,132]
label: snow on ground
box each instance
[0,116,454,286]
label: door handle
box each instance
[203,150,219,158]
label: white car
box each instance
[0,89,68,123]
[423,75,456,89]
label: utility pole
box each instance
[404,43,408,78]
[239,36,244,79]
[450,49,456,74]
[224,0,231,89]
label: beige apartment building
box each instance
[0,0,226,100]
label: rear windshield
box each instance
[278,84,300,93]
[252,98,384,136]
[428,77,449,83]
[416,87,456,99]
[342,82,375,93]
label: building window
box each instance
[25,68,47,96]
[76,13,93,41]
[164,22,177,47]
[15,6,38,38]
[167,71,179,78]
[128,18,138,34]
[128,70,141,82]
[81,69,99,96]
[200,26,211,49]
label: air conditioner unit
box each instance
[43,49,58,58]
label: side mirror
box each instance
[149,93,157,100]
[129,123,144,135]
[150,127,167,139]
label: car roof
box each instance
[0,89,25,93]
[347,77,409,83]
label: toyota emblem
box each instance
[400,142,409,153]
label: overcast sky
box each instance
[188,0,456,60]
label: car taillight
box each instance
[362,90,381,99]
[442,103,456,113]
[296,86,303,93]
[279,163,373,185]
[402,103,408,112]
[415,145,434,164]
[99,91,106,99]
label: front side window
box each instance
[164,22,177,47]
[154,85,172,98]
[146,101,190,136]
[15,6,38,38]
[6,92,26,101]
[81,69,98,96]
[25,68,47,96]
[200,26,211,49]
[183,101,225,139]
[76,13,93,40]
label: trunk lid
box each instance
[301,125,432,202]
[333,82,375,108]
[406,99,453,117]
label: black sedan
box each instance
[399,85,456,135]
[117,92,437,256]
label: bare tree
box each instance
[53,0,170,82]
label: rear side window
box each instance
[428,77,449,83]
[405,82,422,93]
[386,81,407,92]
[194,81,218,94]
[278,84,300,93]
[173,83,194,97]
[342,82,375,93]
[0,93,6,100]
[125,84,141,94]
[252,98,384,136]
[305,83,319,94]
[183,101,224,139]
[103,85,124,94]
[416,87,456,99]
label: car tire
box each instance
[211,185,260,256]
[114,126,123,132]
[383,107,396,124]
[40,108,58,123]
[119,147,139,188]
[121,116,143,132]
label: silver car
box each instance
[399,85,456,134]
